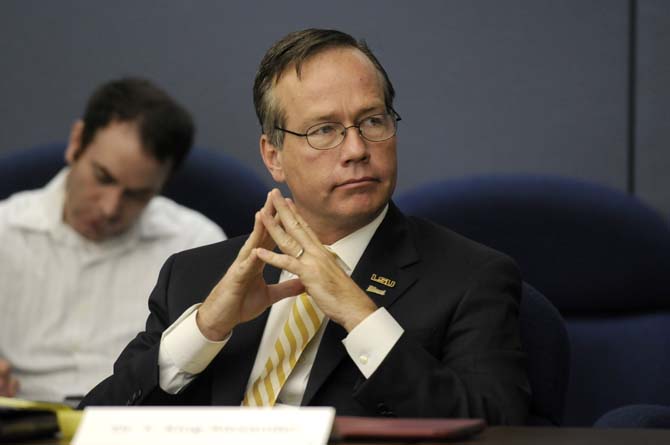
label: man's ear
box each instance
[260,134,285,183]
[64,120,85,164]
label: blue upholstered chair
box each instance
[0,142,64,199]
[396,174,670,426]
[594,404,670,429]
[0,142,268,237]
[161,147,268,238]
[519,282,570,426]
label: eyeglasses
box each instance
[275,109,401,150]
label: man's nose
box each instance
[340,126,369,162]
[100,188,123,218]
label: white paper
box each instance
[72,406,335,445]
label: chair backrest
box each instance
[594,404,670,429]
[0,142,268,238]
[396,174,670,426]
[0,142,65,200]
[161,147,268,238]
[520,282,570,426]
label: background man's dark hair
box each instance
[79,77,195,171]
[253,28,395,147]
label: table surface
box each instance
[9,426,670,445]
[446,426,670,445]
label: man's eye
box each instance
[309,124,337,136]
[94,169,114,184]
[364,115,385,127]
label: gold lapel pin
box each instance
[370,273,396,288]
[366,285,386,296]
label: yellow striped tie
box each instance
[242,292,325,406]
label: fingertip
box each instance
[251,211,263,232]
[264,191,271,203]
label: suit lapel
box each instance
[302,203,420,405]
[210,264,282,405]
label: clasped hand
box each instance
[0,358,19,397]
[196,189,376,341]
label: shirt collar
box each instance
[7,168,69,233]
[326,204,389,274]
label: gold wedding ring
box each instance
[296,248,305,259]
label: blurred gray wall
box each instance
[0,0,667,217]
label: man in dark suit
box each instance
[81,28,530,425]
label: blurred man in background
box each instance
[0,77,224,401]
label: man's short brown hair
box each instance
[253,28,395,147]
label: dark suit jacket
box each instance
[81,202,530,425]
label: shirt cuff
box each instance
[341,307,404,378]
[158,304,230,393]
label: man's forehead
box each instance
[281,46,372,78]
[91,159,166,191]
[273,45,362,81]
[81,122,171,191]
[274,48,384,106]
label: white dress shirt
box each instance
[0,169,225,402]
[159,204,404,405]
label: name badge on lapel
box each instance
[366,273,397,296]
[366,285,386,296]
[370,273,396,288]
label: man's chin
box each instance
[339,188,389,212]
[335,198,388,224]
[80,229,105,242]
[74,221,113,242]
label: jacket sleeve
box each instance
[352,254,531,425]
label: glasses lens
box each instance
[360,113,397,142]
[303,112,399,149]
[306,122,345,150]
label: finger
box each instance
[269,189,315,249]
[253,204,278,252]
[266,278,305,304]
[260,203,304,258]
[285,197,321,245]
[228,243,268,286]
[238,193,277,261]
[236,211,264,260]
[255,247,300,276]
[226,215,273,286]
[0,359,11,376]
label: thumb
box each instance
[267,278,305,305]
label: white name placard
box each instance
[72,406,335,445]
